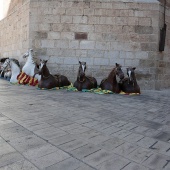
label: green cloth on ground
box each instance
[66,84,113,94]
[36,83,140,95]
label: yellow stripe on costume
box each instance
[17,72,38,86]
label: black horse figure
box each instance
[120,67,140,94]
[99,63,124,93]
[38,60,70,89]
[74,61,97,91]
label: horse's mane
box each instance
[0,58,9,63]
[108,67,116,76]
[10,58,20,68]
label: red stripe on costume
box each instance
[17,73,21,80]
[24,76,31,84]
[18,72,26,84]
[34,79,38,86]
[30,78,38,86]
[22,75,29,85]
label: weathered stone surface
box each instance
[0,160,39,170]
[96,154,131,170]
[70,143,101,159]
[46,157,84,170]
[0,152,24,168]
[135,26,153,34]
[8,135,47,153]
[0,67,170,169]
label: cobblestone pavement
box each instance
[0,79,170,170]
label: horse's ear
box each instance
[79,61,81,64]
[40,59,42,62]
[133,67,136,70]
[45,60,48,63]
[115,63,119,67]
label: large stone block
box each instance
[61,16,72,23]
[69,40,79,49]
[41,40,55,48]
[73,16,88,24]
[95,42,110,50]
[66,8,83,16]
[138,17,152,26]
[94,58,109,65]
[61,32,74,40]
[55,40,69,49]
[48,56,64,64]
[141,43,158,51]
[80,41,95,50]
[64,57,79,65]
[84,8,94,16]
[135,26,153,34]
[48,32,60,40]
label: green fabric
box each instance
[66,84,78,92]
[66,84,113,94]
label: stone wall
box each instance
[0,0,30,62]
[157,2,170,89]
[0,0,170,90]
[29,0,166,89]
[137,0,170,90]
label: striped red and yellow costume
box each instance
[17,72,38,86]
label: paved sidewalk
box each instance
[0,79,170,170]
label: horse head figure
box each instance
[127,67,136,83]
[99,63,124,93]
[120,67,140,94]
[78,61,87,82]
[38,59,59,89]
[1,58,20,83]
[39,59,50,78]
[22,49,41,81]
[114,63,124,80]
[74,61,97,91]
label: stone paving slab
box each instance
[0,80,170,170]
[0,160,39,170]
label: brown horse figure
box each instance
[99,63,124,93]
[74,61,97,91]
[38,60,70,89]
[120,67,140,94]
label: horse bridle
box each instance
[78,66,86,82]
[42,74,50,79]
[1,59,10,71]
[78,76,85,82]
[39,62,51,79]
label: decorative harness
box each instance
[78,66,94,84]
[2,59,10,70]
